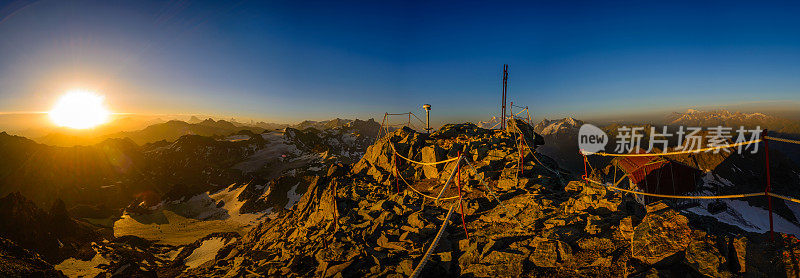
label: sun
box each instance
[49,89,112,129]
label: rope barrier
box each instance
[410,112,429,128]
[585,139,762,157]
[513,125,566,186]
[377,111,425,143]
[768,192,800,204]
[584,178,764,199]
[389,142,460,166]
[396,169,460,201]
[765,136,800,146]
[436,156,463,202]
[410,201,458,278]
[390,144,461,201]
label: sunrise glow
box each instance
[49,90,111,129]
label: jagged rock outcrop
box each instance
[283,119,379,164]
[507,118,545,147]
[0,192,109,264]
[0,237,65,277]
[0,133,149,218]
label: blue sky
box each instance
[1,0,799,125]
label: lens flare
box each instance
[49,89,111,129]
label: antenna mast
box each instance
[501,64,508,129]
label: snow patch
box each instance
[684,199,800,237]
[184,237,236,269]
[114,183,272,245]
[55,253,109,277]
[223,134,251,142]
[233,131,304,173]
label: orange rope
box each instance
[768,192,800,204]
[584,178,764,199]
[765,136,800,145]
[394,162,459,201]
[389,142,459,165]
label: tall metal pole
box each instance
[763,129,774,241]
[501,64,508,129]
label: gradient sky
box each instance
[1,0,799,126]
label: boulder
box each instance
[565,180,584,194]
[728,236,746,273]
[684,239,727,277]
[529,240,572,268]
[614,216,635,242]
[497,178,517,190]
[421,145,446,179]
[470,145,489,161]
[577,237,614,254]
[631,203,692,265]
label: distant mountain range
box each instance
[532,117,586,172]
[108,118,265,145]
[31,117,385,147]
[534,117,583,136]
[666,109,800,134]
[665,110,800,166]
[36,118,265,146]
[530,109,800,173]
[0,117,382,218]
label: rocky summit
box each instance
[175,120,800,277]
[0,120,798,277]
